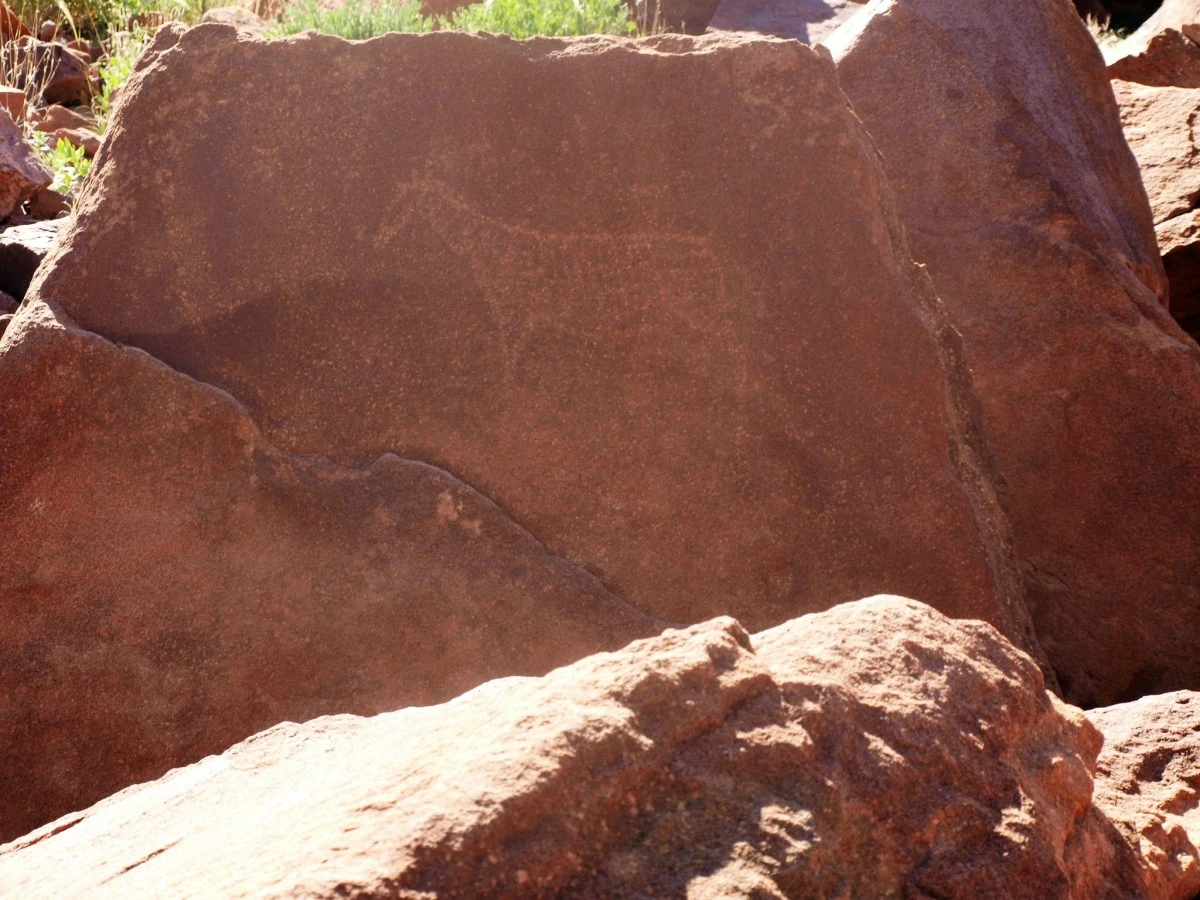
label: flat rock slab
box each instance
[828,0,1200,707]
[0,598,1121,897]
[0,298,658,843]
[30,28,1040,656]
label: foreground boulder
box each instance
[0,298,658,843]
[1089,692,1200,899]
[0,597,1123,897]
[29,28,1045,662]
[0,108,50,220]
[828,0,1200,707]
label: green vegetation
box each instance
[7,0,632,199]
[272,0,635,40]
[34,135,91,193]
[93,27,150,130]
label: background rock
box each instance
[1089,691,1200,900]
[709,0,866,43]
[1109,28,1200,87]
[0,298,658,843]
[828,0,1200,707]
[1113,78,1200,336]
[0,108,50,221]
[199,5,267,35]
[29,27,1047,668]
[0,218,61,298]
[0,598,1111,898]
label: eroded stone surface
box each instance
[0,298,658,843]
[1113,78,1200,335]
[29,27,1043,663]
[0,598,1109,898]
[1089,691,1200,900]
[829,0,1200,707]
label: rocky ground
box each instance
[1,0,1199,897]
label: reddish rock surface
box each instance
[1114,80,1200,225]
[0,598,1115,897]
[0,0,29,40]
[0,85,24,121]
[828,0,1200,707]
[0,108,49,220]
[709,0,865,43]
[29,27,1046,666]
[1,40,91,106]
[0,297,659,843]
[1089,691,1200,899]
[1113,79,1200,335]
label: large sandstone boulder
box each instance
[827,0,1200,707]
[0,108,50,221]
[0,598,1126,897]
[0,297,658,843]
[1113,79,1200,336]
[1089,691,1200,900]
[29,28,1046,664]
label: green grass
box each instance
[272,0,634,40]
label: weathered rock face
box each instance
[30,27,1044,662]
[1089,691,1200,900]
[0,108,50,221]
[1113,81,1200,225]
[0,598,1112,897]
[0,298,659,843]
[1113,79,1200,336]
[828,0,1200,707]
[709,0,865,43]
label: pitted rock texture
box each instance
[828,0,1200,707]
[29,27,1044,664]
[0,598,1110,898]
[0,108,50,221]
[0,298,659,844]
[1089,692,1200,900]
